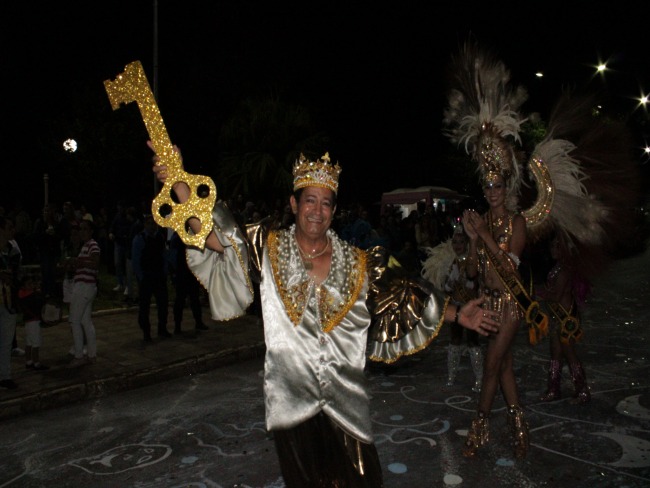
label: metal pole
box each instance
[43,173,49,206]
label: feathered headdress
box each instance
[443,41,528,210]
[443,40,642,280]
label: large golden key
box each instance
[104,60,216,249]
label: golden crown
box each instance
[292,152,342,193]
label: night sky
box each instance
[4,1,649,213]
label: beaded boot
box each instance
[539,359,562,401]
[468,346,483,393]
[569,361,591,404]
[463,411,489,457]
[507,405,530,459]
[446,345,462,387]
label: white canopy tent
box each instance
[380,186,467,218]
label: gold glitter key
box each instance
[104,60,216,249]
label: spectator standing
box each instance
[67,219,100,367]
[3,218,24,357]
[109,202,130,292]
[10,200,32,263]
[124,207,142,305]
[17,273,49,371]
[60,222,82,305]
[32,203,62,298]
[132,214,171,342]
[169,231,207,334]
[0,216,20,389]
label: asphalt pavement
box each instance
[0,303,265,421]
[0,246,649,487]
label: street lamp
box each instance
[43,173,49,206]
[63,138,77,153]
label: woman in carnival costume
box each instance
[536,234,591,404]
[442,40,641,459]
[421,225,483,392]
[461,148,530,459]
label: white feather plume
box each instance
[420,240,455,291]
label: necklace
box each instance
[296,235,330,270]
[489,211,507,229]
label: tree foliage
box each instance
[215,96,330,202]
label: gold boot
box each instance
[463,411,489,457]
[507,405,530,459]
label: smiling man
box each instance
[152,148,498,487]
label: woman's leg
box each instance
[563,340,591,404]
[477,316,520,414]
[69,286,86,360]
[464,315,523,458]
[79,284,97,359]
[540,330,563,401]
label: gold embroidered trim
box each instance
[368,296,450,364]
[268,228,366,333]
[322,247,366,333]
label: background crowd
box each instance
[0,195,463,307]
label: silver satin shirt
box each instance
[187,207,448,443]
[261,227,373,443]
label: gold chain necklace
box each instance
[296,235,330,270]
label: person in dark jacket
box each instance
[169,231,207,334]
[131,215,170,342]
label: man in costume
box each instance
[151,146,499,487]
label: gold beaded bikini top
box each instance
[488,211,514,252]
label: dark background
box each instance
[3,1,649,214]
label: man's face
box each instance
[290,187,336,240]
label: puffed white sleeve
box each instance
[186,201,254,321]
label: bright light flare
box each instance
[63,138,77,153]
[535,72,543,78]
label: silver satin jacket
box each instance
[187,203,448,444]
